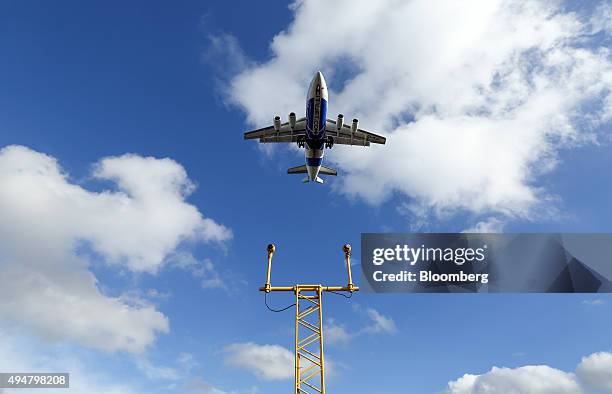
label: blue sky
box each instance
[1,1,612,393]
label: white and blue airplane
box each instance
[244,71,386,183]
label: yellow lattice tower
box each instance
[260,244,358,394]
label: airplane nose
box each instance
[308,70,328,100]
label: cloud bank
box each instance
[0,333,141,394]
[444,351,612,393]
[226,0,612,222]
[0,145,231,353]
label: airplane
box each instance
[244,71,386,184]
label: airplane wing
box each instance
[244,117,307,143]
[324,119,386,146]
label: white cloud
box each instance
[444,365,581,394]
[0,330,237,394]
[325,319,353,346]
[590,2,612,36]
[135,357,181,381]
[362,307,398,334]
[0,145,231,353]
[576,352,612,391]
[223,342,341,382]
[326,307,397,346]
[168,252,226,289]
[177,352,200,372]
[226,0,612,221]
[184,379,259,394]
[185,378,231,394]
[90,152,231,271]
[223,342,293,381]
[444,351,612,394]
[0,332,141,394]
[463,217,506,233]
[582,299,606,306]
[147,288,171,301]
[202,33,252,80]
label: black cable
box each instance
[327,290,353,299]
[264,289,353,312]
[264,292,296,312]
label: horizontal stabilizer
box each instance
[288,165,308,174]
[319,165,337,176]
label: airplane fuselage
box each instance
[304,71,329,183]
[244,71,386,182]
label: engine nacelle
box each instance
[351,118,359,133]
[289,112,296,130]
[336,114,344,131]
[273,116,281,131]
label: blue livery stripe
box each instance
[306,157,323,167]
[320,98,327,131]
[306,98,328,136]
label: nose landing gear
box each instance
[296,136,306,148]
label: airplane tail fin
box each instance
[288,164,334,184]
[287,165,307,174]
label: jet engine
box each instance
[351,118,359,133]
[336,114,344,131]
[274,116,281,131]
[289,112,296,130]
